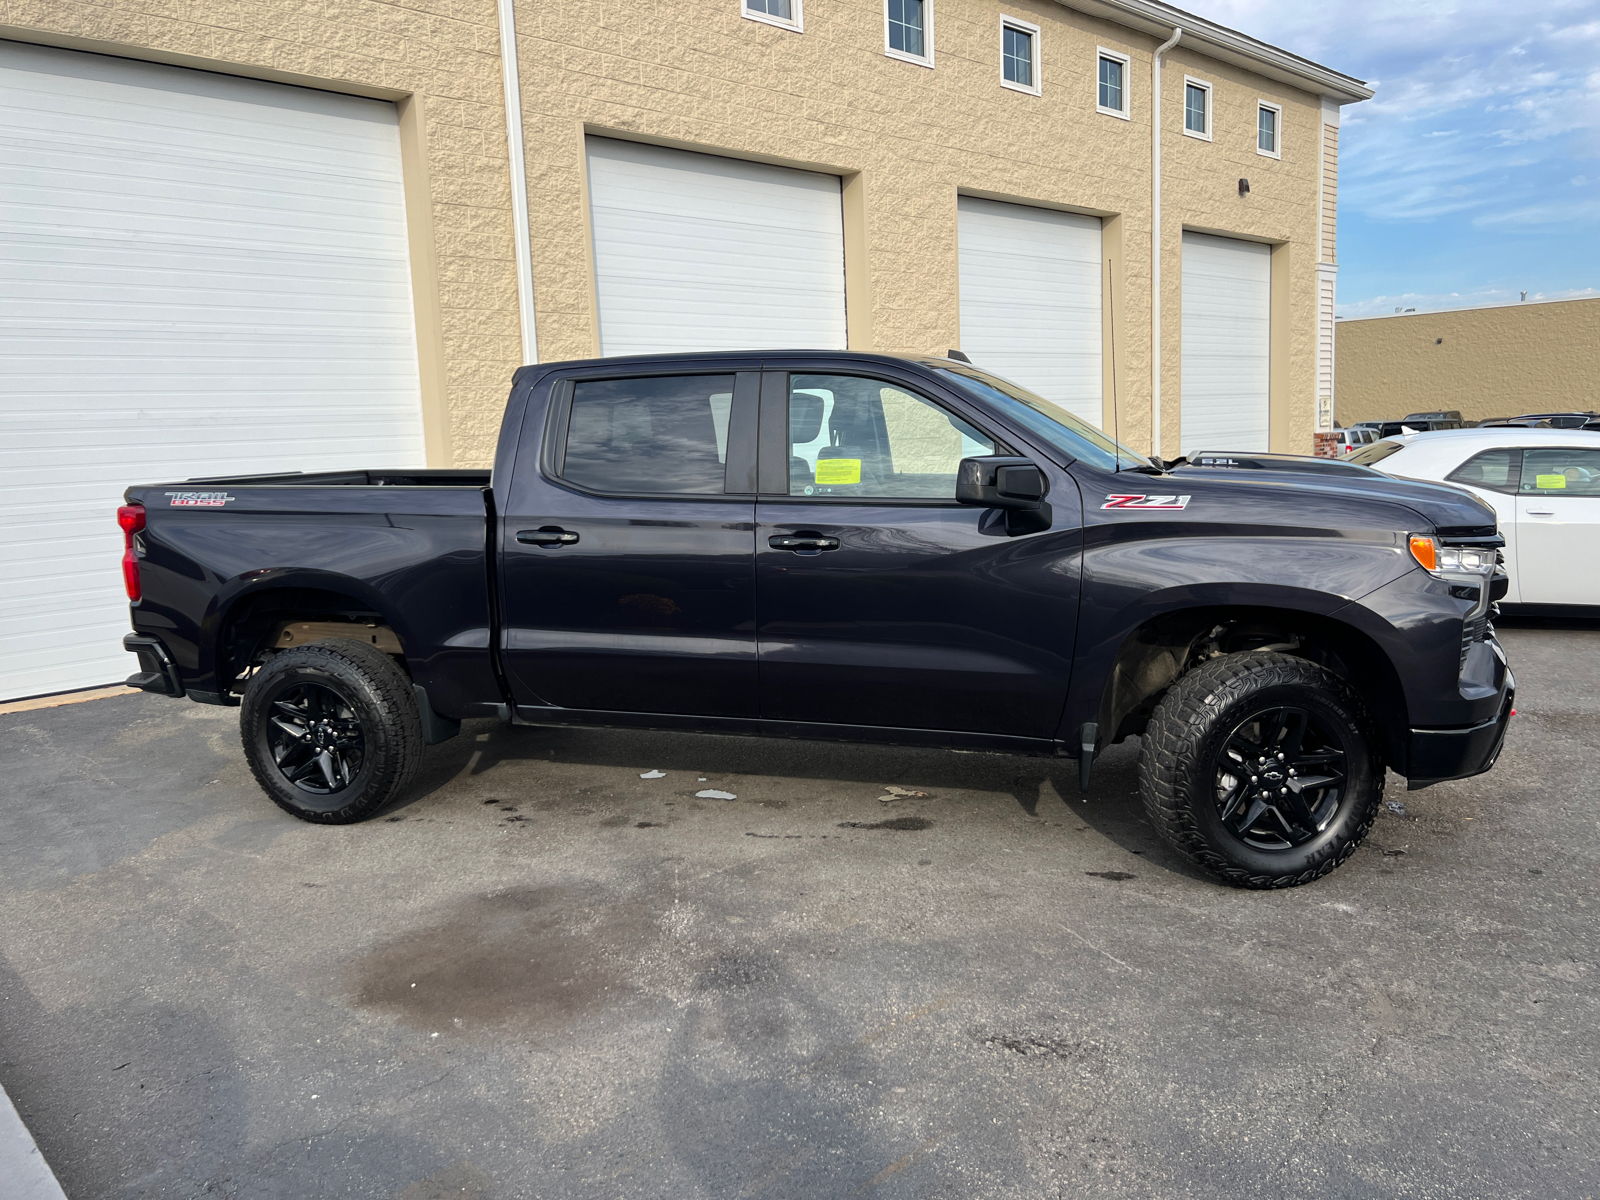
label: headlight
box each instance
[1408,535,1496,577]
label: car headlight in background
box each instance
[1409,535,1496,577]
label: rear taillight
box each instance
[118,504,145,601]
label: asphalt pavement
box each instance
[1,621,1596,1199]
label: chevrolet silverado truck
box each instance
[118,351,1514,888]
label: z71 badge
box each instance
[1101,494,1192,510]
[165,491,235,508]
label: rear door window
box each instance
[1519,447,1600,496]
[1446,447,1521,494]
[786,374,994,499]
[562,375,735,495]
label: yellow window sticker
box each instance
[815,458,861,485]
[1535,474,1568,490]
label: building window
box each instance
[1096,48,1130,118]
[1257,101,1282,158]
[743,0,802,31]
[1183,77,1212,140]
[1000,17,1040,95]
[885,0,932,66]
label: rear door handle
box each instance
[517,527,579,546]
[1525,511,1556,517]
[769,534,840,552]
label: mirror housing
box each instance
[956,456,1052,535]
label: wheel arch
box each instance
[1095,604,1410,771]
[206,570,415,695]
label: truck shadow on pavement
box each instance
[397,718,1209,885]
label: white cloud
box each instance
[1200,1,1600,224]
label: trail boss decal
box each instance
[1101,493,1192,510]
[165,491,235,508]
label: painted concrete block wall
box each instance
[3,0,1334,466]
[1335,298,1600,426]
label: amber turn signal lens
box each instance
[1408,535,1438,572]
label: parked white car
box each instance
[1350,428,1600,607]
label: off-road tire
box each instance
[241,639,423,824]
[1139,651,1383,889]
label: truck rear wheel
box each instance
[1138,652,1383,889]
[240,639,423,824]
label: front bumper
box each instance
[1406,684,1514,790]
[123,633,184,697]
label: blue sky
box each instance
[1206,0,1600,316]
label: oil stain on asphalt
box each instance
[350,886,649,1037]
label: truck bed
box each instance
[124,470,499,716]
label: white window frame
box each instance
[999,16,1041,95]
[1182,75,1213,141]
[884,0,934,68]
[742,0,803,32]
[1095,46,1131,119]
[1256,99,1282,159]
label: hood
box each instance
[1157,464,1498,537]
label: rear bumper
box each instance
[122,633,184,698]
[1407,685,1514,790]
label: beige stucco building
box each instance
[0,1,1369,697]
[1336,297,1600,426]
[1,0,1370,466]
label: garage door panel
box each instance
[957,197,1102,427]
[0,41,424,700]
[1180,232,1271,455]
[586,137,847,356]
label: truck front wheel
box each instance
[240,639,424,824]
[1139,652,1383,888]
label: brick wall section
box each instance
[0,0,524,466]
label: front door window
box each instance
[785,373,994,499]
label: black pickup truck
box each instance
[120,351,1513,888]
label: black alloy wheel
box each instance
[264,682,367,795]
[241,638,424,823]
[1139,651,1383,889]
[1214,705,1348,851]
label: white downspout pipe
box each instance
[497,0,538,364]
[1150,26,1181,460]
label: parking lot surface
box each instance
[2,622,1596,1199]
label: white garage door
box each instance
[957,196,1103,426]
[1180,232,1271,454]
[586,137,847,356]
[0,42,424,701]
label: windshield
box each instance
[1347,439,1407,467]
[933,365,1153,472]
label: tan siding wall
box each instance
[2,0,1335,464]
[1335,298,1600,425]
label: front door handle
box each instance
[769,533,840,552]
[517,527,579,547]
[1525,510,1556,517]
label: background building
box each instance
[0,0,1368,698]
[1335,297,1600,426]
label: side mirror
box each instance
[956,456,1052,535]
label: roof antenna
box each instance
[1107,258,1124,472]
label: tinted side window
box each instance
[563,375,735,495]
[1519,447,1600,497]
[786,374,994,499]
[1447,447,1520,494]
